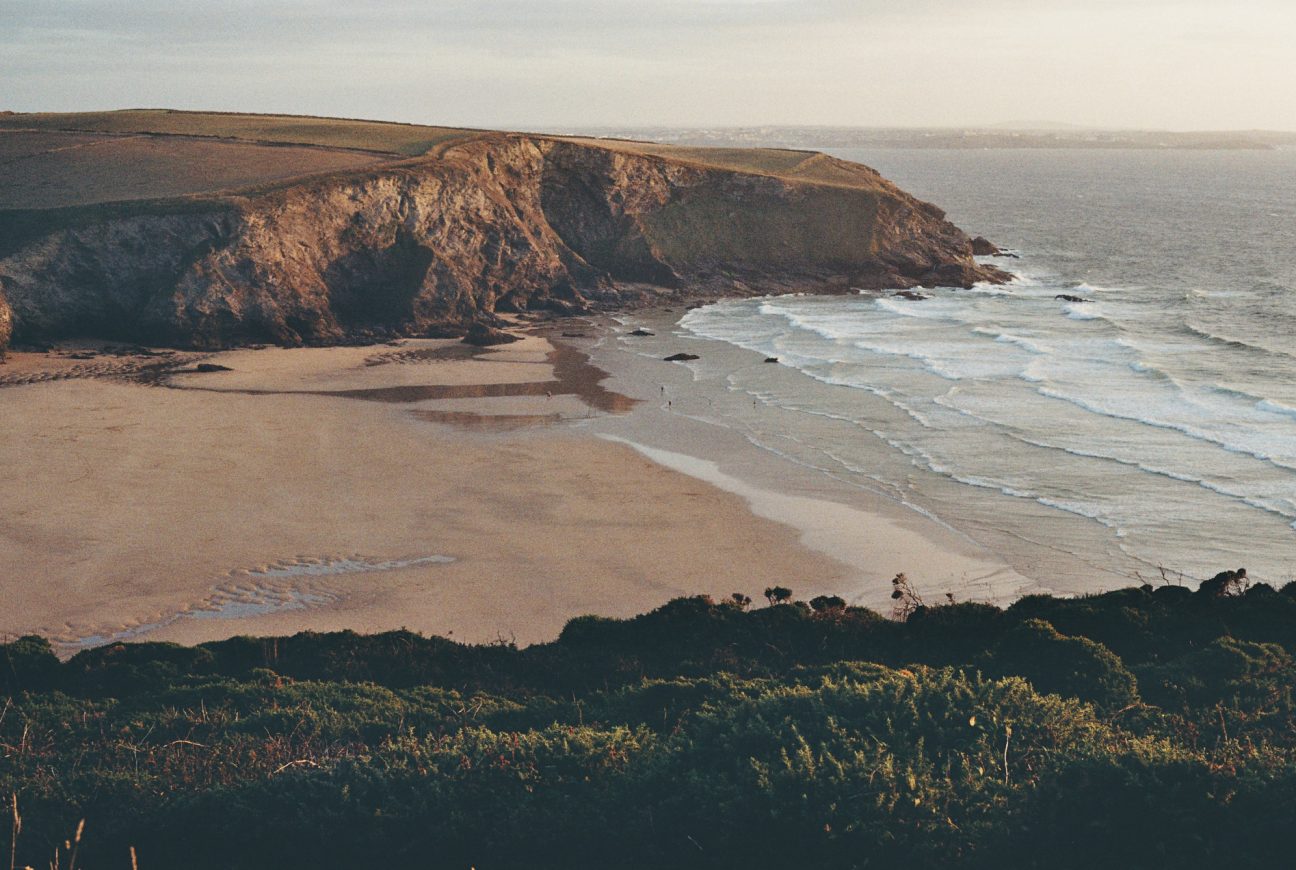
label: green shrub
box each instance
[985,619,1139,712]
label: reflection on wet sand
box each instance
[409,410,566,430]
[168,338,638,423]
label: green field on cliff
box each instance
[0,110,896,212]
[3,577,1296,869]
[0,109,478,157]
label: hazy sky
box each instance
[4,0,1295,131]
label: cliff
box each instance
[0,114,1006,351]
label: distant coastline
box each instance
[570,124,1296,151]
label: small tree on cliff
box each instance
[810,595,847,614]
[890,573,925,621]
[764,586,793,606]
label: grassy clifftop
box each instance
[0,109,479,157]
[0,110,901,210]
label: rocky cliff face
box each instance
[0,134,1005,351]
[0,292,11,352]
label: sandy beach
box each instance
[0,317,1032,656]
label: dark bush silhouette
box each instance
[0,635,59,693]
[763,586,792,606]
[808,594,846,613]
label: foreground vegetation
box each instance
[3,573,1296,869]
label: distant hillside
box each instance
[0,111,1005,352]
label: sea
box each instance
[674,147,1296,594]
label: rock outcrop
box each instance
[0,292,11,353]
[0,133,1007,352]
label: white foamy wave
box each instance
[1006,433,1296,526]
[872,297,962,321]
[1183,322,1296,361]
[1064,301,1105,321]
[1018,359,1050,383]
[1126,359,1179,384]
[1258,398,1296,421]
[1037,387,1296,472]
[1187,288,1246,300]
[1035,497,1113,524]
[972,328,1053,355]
[1074,282,1129,295]
[966,282,1015,296]
[850,340,966,381]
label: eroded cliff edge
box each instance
[0,133,1006,351]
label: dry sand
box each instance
[0,323,1031,656]
[0,333,846,654]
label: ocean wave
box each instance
[872,297,964,321]
[966,283,1015,296]
[1126,359,1179,384]
[1018,359,1050,383]
[1063,301,1106,321]
[970,327,1053,355]
[1073,282,1131,295]
[851,339,999,382]
[1258,398,1296,421]
[1186,287,1247,300]
[1037,386,1296,472]
[1182,322,1296,361]
[1005,433,1296,526]
[1194,385,1296,424]
[1035,496,1114,524]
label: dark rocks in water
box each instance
[628,328,654,337]
[560,332,586,338]
[970,236,1000,256]
[893,290,930,301]
[194,363,233,373]
[764,357,779,364]
[462,323,520,347]
[1055,294,1091,303]
[663,352,700,362]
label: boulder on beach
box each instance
[664,353,700,362]
[194,363,233,373]
[462,323,520,346]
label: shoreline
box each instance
[0,310,1045,657]
[574,310,1044,611]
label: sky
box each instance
[4,0,1296,131]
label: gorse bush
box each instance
[4,580,1296,868]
